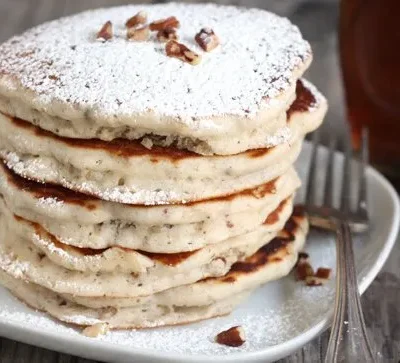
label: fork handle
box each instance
[324,219,376,363]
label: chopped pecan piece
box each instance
[226,221,234,228]
[215,326,246,347]
[295,252,332,286]
[305,275,325,286]
[315,267,332,280]
[141,137,153,150]
[195,28,220,52]
[82,323,109,337]
[97,21,113,42]
[127,25,150,42]
[166,40,201,65]
[297,252,309,263]
[126,11,148,28]
[150,16,180,31]
[157,27,178,42]
[296,261,314,281]
[304,267,332,286]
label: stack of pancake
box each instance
[0,3,326,330]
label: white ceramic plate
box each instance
[0,142,398,363]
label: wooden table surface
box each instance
[0,1,399,362]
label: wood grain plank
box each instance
[31,346,58,363]
[76,358,100,363]
[361,266,400,362]
[57,354,79,363]
[8,341,33,363]
[0,338,18,363]
[301,334,323,362]
[318,329,330,360]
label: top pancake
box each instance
[0,3,311,155]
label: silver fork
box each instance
[305,128,376,363]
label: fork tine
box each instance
[357,127,369,219]
[340,132,353,214]
[306,130,320,207]
[323,134,337,207]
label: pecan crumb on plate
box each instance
[96,21,113,42]
[82,323,109,338]
[295,252,332,286]
[215,326,246,347]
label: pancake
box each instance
[0,3,312,155]
[0,161,300,252]
[0,161,298,225]
[65,208,308,310]
[0,210,307,329]
[0,195,293,273]
[0,267,250,330]
[0,80,326,205]
[0,197,294,296]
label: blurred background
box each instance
[0,0,344,136]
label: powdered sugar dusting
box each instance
[36,197,64,209]
[61,314,103,326]
[83,183,183,206]
[32,233,102,268]
[0,308,80,334]
[0,3,311,122]
[265,126,291,147]
[0,252,30,279]
[1,151,182,205]
[60,180,184,205]
[301,78,327,113]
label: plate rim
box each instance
[0,160,398,363]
